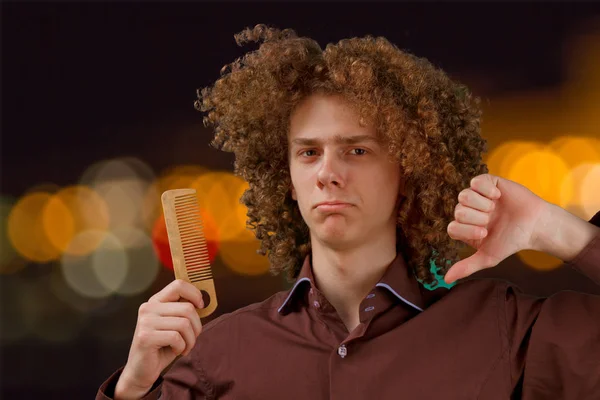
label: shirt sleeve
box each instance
[95,352,215,399]
[502,211,600,399]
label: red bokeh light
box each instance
[151,211,220,271]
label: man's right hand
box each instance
[114,279,204,399]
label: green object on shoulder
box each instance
[417,251,456,291]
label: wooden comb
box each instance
[161,188,218,318]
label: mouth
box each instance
[314,202,353,211]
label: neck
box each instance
[310,227,398,330]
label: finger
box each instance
[444,252,496,284]
[454,204,490,226]
[151,316,198,354]
[470,174,502,199]
[150,279,204,309]
[138,329,186,356]
[458,189,495,212]
[149,302,202,336]
[447,221,487,241]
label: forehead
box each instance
[288,94,379,144]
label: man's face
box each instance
[288,94,404,250]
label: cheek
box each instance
[369,173,401,204]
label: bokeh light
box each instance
[61,231,118,299]
[110,227,160,296]
[94,178,150,232]
[80,157,155,186]
[142,165,209,233]
[507,148,571,206]
[218,228,271,276]
[518,250,563,271]
[41,185,110,256]
[151,210,219,271]
[81,157,156,234]
[580,163,600,219]
[0,196,27,274]
[190,171,250,242]
[49,260,111,314]
[90,232,129,294]
[485,141,544,178]
[559,163,597,218]
[549,136,600,169]
[8,191,62,263]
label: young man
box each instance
[97,25,600,399]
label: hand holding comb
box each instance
[161,189,218,318]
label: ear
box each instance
[398,177,406,197]
[291,184,297,201]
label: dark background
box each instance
[2,2,600,398]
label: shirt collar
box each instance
[277,252,447,315]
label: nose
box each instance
[316,150,345,189]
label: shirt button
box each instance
[309,288,313,294]
[366,293,375,299]
[338,344,347,358]
[313,300,320,308]
[364,306,375,312]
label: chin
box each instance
[317,227,356,245]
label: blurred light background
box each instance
[1,2,600,398]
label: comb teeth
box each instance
[173,193,213,283]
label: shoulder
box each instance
[198,289,290,337]
[186,289,291,369]
[439,277,534,312]
[448,277,515,299]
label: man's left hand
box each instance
[444,174,550,284]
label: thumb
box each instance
[444,252,490,284]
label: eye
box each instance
[300,149,318,157]
[350,148,368,156]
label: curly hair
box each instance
[195,24,488,287]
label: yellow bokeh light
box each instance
[559,163,596,215]
[580,164,600,220]
[485,141,518,176]
[549,136,600,169]
[42,195,75,255]
[486,141,544,178]
[508,149,572,206]
[141,165,209,232]
[8,192,62,263]
[190,171,250,242]
[42,186,110,256]
[518,250,563,271]
[0,197,27,274]
[218,228,271,276]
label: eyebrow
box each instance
[290,134,382,147]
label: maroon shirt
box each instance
[97,212,600,399]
